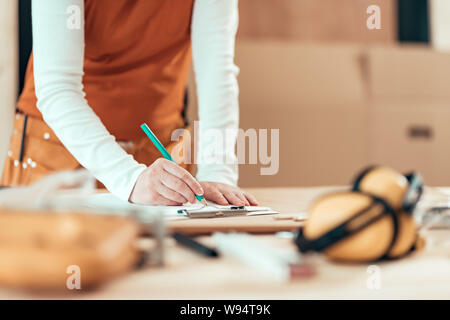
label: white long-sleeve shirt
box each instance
[32,0,239,201]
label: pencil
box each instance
[140,123,206,205]
[173,232,219,258]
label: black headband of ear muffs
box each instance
[352,166,424,214]
[352,165,378,192]
[295,194,399,259]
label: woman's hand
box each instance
[129,158,204,206]
[199,181,259,206]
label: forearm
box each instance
[192,0,240,186]
[32,0,145,200]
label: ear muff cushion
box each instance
[353,166,409,210]
[353,166,418,259]
[304,192,396,262]
[386,211,417,258]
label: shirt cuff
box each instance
[105,163,147,202]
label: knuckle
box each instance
[213,190,223,199]
[148,165,159,175]
[146,178,157,188]
[154,158,165,167]
[181,172,190,181]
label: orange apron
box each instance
[1,0,194,187]
[1,113,191,187]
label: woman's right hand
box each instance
[129,158,204,206]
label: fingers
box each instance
[156,183,187,204]
[162,160,204,196]
[234,192,250,206]
[206,187,229,206]
[159,170,197,204]
[244,192,259,206]
[224,192,245,206]
[200,181,259,207]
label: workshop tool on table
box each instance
[173,232,219,258]
[0,170,165,291]
[214,233,315,282]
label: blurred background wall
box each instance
[188,0,450,187]
[204,0,450,188]
[238,0,397,43]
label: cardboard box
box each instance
[238,105,369,187]
[367,45,450,185]
[369,101,450,186]
[238,0,397,44]
[236,41,368,108]
[368,45,450,100]
[188,42,450,187]
[187,41,371,187]
[235,42,370,187]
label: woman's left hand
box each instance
[199,181,259,206]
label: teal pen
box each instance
[140,123,206,204]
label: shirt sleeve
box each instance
[32,0,146,201]
[191,0,240,186]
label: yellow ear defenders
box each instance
[295,166,423,262]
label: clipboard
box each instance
[177,206,248,219]
[168,215,304,235]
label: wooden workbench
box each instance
[1,187,449,299]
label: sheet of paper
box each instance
[82,193,196,219]
[81,193,277,220]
